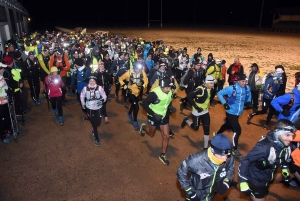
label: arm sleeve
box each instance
[246,86,252,103]
[271,94,291,112]
[238,143,268,183]
[80,87,87,106]
[141,92,158,116]
[226,156,235,181]
[110,60,116,74]
[217,86,233,105]
[118,71,129,86]
[142,71,148,87]
[183,71,193,85]
[62,57,70,72]
[177,153,198,191]
[99,86,107,102]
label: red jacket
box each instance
[44,75,64,98]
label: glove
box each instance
[82,105,86,110]
[245,102,252,109]
[168,105,176,113]
[153,114,163,122]
[185,188,200,201]
[281,110,290,117]
[282,166,290,182]
[195,106,203,113]
[97,99,104,106]
[239,182,251,196]
[223,103,230,110]
[217,178,231,195]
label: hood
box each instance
[146,44,150,49]
[293,130,300,142]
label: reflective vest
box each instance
[149,87,172,118]
[194,86,211,111]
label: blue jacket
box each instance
[71,66,91,94]
[263,75,281,99]
[238,132,291,187]
[109,59,128,78]
[217,84,251,116]
[143,44,151,60]
[271,87,300,121]
[145,59,154,76]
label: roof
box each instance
[274,7,300,15]
[0,0,29,15]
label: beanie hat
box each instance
[159,77,173,88]
[237,73,247,81]
[56,49,63,55]
[210,134,232,155]
[250,63,258,68]
[74,58,84,67]
[205,75,215,83]
[50,67,58,73]
[2,56,13,65]
[14,51,22,59]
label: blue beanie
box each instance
[210,134,232,155]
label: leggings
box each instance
[0,103,11,140]
[28,78,40,102]
[218,112,241,150]
[252,97,275,125]
[190,112,210,136]
[50,96,63,116]
[128,93,139,121]
[87,109,101,142]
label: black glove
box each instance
[217,178,231,195]
[97,99,104,106]
[245,102,252,109]
[153,114,163,122]
[185,188,200,201]
[281,110,290,117]
[223,103,230,110]
[168,105,176,113]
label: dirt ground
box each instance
[0,28,299,201]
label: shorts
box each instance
[289,162,300,174]
[248,181,269,199]
[147,115,169,127]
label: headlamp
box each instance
[210,144,231,156]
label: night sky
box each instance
[17,0,300,31]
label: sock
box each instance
[187,120,192,126]
[204,135,209,148]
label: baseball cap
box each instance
[205,75,215,83]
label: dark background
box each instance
[18,0,300,31]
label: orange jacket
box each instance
[221,65,227,81]
[291,130,300,167]
[49,55,70,77]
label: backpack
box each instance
[281,93,295,111]
[261,73,279,90]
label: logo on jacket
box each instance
[200,173,210,179]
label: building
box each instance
[0,0,29,56]
[272,7,300,31]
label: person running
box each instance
[180,75,215,149]
[139,76,176,165]
[119,61,148,130]
[95,61,112,123]
[80,76,107,146]
[215,73,252,158]
[177,134,235,201]
[44,67,65,125]
[238,119,295,201]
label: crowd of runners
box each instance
[1,29,300,201]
